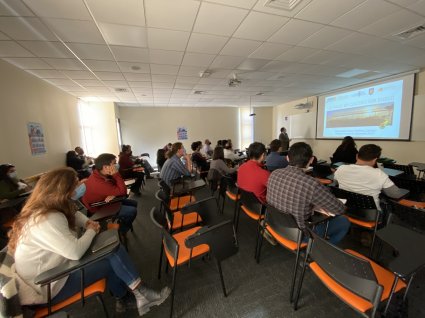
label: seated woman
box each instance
[118,145,145,195]
[66,151,91,180]
[0,164,31,201]
[332,136,358,164]
[191,141,210,178]
[209,146,238,178]
[8,167,170,316]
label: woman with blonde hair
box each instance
[9,167,169,316]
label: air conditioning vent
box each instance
[193,90,205,95]
[394,24,425,39]
[115,88,128,92]
[265,0,303,10]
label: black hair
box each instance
[269,139,281,152]
[121,144,131,153]
[340,136,356,151]
[247,142,266,160]
[95,153,116,171]
[288,142,313,168]
[358,144,382,161]
[191,142,198,151]
[212,146,224,161]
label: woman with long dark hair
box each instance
[9,167,169,316]
[332,136,358,164]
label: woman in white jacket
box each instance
[8,167,169,316]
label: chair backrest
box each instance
[383,163,415,176]
[149,207,179,265]
[218,176,238,197]
[266,205,303,243]
[185,220,238,262]
[388,200,425,234]
[330,187,378,221]
[159,179,172,196]
[238,188,264,217]
[307,230,383,313]
[207,168,222,192]
[181,197,221,226]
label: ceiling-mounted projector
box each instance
[228,73,242,87]
[294,101,313,109]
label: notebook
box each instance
[90,230,119,253]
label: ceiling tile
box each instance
[145,0,199,31]
[268,19,324,45]
[128,81,152,88]
[123,73,151,81]
[147,28,190,51]
[43,57,84,70]
[405,33,425,49]
[18,41,73,58]
[151,74,176,83]
[99,23,147,47]
[150,64,179,75]
[117,61,150,73]
[83,59,120,72]
[236,58,270,71]
[22,0,91,20]
[210,55,245,69]
[219,38,262,57]
[326,33,377,55]
[26,69,66,78]
[0,17,56,41]
[233,11,289,41]
[0,0,34,16]
[275,46,320,62]
[193,2,248,37]
[298,26,352,49]
[44,19,105,44]
[110,46,149,62]
[0,32,9,40]
[103,80,129,88]
[296,0,365,24]
[3,57,53,69]
[0,41,34,57]
[249,42,292,59]
[359,9,424,38]
[87,0,145,26]
[95,71,125,80]
[67,43,113,60]
[407,0,425,15]
[331,0,399,31]
[45,78,77,86]
[182,52,215,67]
[63,70,96,79]
[187,33,228,54]
[148,49,184,65]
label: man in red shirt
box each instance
[118,145,145,195]
[83,153,137,234]
[237,142,270,203]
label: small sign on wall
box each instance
[27,122,47,155]
[177,127,188,140]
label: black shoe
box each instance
[116,293,136,313]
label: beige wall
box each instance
[273,70,425,164]
[0,59,81,178]
[253,106,273,145]
[118,107,239,163]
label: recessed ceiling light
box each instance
[115,88,128,92]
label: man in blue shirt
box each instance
[265,139,288,172]
[159,142,192,186]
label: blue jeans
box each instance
[313,215,350,245]
[118,199,137,233]
[52,245,140,303]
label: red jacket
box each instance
[237,160,270,204]
[82,170,127,212]
[118,153,134,179]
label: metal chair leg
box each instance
[170,267,178,318]
[158,243,164,279]
[217,260,227,297]
[96,294,110,318]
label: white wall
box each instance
[253,106,273,145]
[273,70,425,164]
[0,59,81,178]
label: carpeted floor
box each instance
[30,178,425,317]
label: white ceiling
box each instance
[0,0,425,107]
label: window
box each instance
[78,99,96,157]
[239,107,253,150]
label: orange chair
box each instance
[159,180,195,212]
[294,230,406,317]
[217,175,240,215]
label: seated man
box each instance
[159,142,192,187]
[334,144,404,210]
[202,139,213,158]
[82,153,137,235]
[118,144,145,195]
[237,142,270,204]
[223,140,242,162]
[191,141,210,179]
[267,142,350,245]
[265,139,288,172]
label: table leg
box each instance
[403,274,415,302]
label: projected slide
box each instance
[322,80,403,138]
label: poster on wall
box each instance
[177,127,188,140]
[27,122,47,155]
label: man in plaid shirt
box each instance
[267,142,350,245]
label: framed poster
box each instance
[27,122,47,155]
[177,127,188,140]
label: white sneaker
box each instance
[133,286,171,316]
